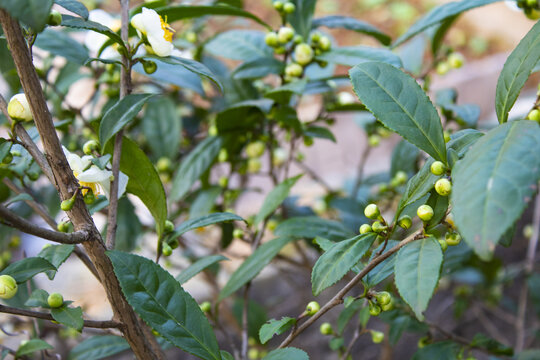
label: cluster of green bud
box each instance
[369,291,394,316]
[436,52,465,76]
[273,1,296,14]
[517,0,540,19]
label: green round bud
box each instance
[438,238,448,252]
[376,291,392,306]
[313,199,327,215]
[208,125,218,136]
[523,224,534,239]
[319,322,333,335]
[448,52,464,69]
[218,176,229,188]
[164,220,175,233]
[247,158,262,173]
[233,228,244,239]
[393,171,408,185]
[61,198,75,212]
[368,134,381,147]
[310,32,321,43]
[47,292,64,308]
[364,204,380,220]
[185,31,197,43]
[143,60,157,74]
[526,8,540,20]
[267,219,279,232]
[285,63,303,77]
[435,178,452,196]
[436,61,450,75]
[2,153,13,164]
[162,243,172,257]
[199,301,211,313]
[294,43,314,66]
[246,141,265,158]
[370,330,384,344]
[7,93,33,122]
[527,0,537,6]
[167,238,179,250]
[380,298,394,312]
[528,109,540,122]
[318,36,331,51]
[417,336,430,349]
[398,215,412,230]
[156,157,172,173]
[277,27,295,43]
[273,0,284,10]
[218,149,228,162]
[283,2,296,13]
[359,224,372,234]
[274,46,286,55]
[83,191,96,204]
[372,221,387,234]
[293,34,303,44]
[248,349,259,360]
[27,171,40,181]
[417,205,434,222]
[82,140,99,155]
[57,221,70,232]
[305,301,320,315]
[443,131,451,143]
[445,232,461,246]
[430,161,446,176]
[265,32,279,47]
[369,302,381,316]
[48,10,62,26]
[0,275,18,299]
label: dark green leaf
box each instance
[172,212,244,238]
[365,240,400,286]
[233,57,284,79]
[470,333,513,356]
[397,159,439,214]
[303,126,336,142]
[274,216,355,241]
[287,0,317,39]
[107,251,221,360]
[317,46,402,68]
[16,339,53,357]
[350,62,446,162]
[259,317,296,344]
[99,94,153,148]
[61,15,124,48]
[232,299,267,339]
[114,197,142,252]
[412,341,460,360]
[189,187,221,219]
[51,306,84,331]
[431,15,458,56]
[312,16,390,45]
[205,30,272,61]
[68,335,130,360]
[35,29,89,64]
[446,129,483,157]
[54,0,89,19]
[25,289,50,307]
[393,0,502,47]
[390,140,419,177]
[496,20,540,123]
[219,237,294,301]
[38,244,74,280]
[447,104,480,128]
[263,347,309,360]
[395,237,443,320]
[133,58,204,94]
[176,255,229,284]
[255,175,302,226]
[312,234,376,296]
[0,257,55,283]
[221,351,235,360]
[171,136,223,201]
[0,0,53,32]
[451,121,540,260]
[143,96,181,160]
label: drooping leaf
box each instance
[170,136,223,201]
[114,197,142,252]
[397,159,439,215]
[393,0,502,47]
[259,317,296,344]
[219,237,294,301]
[311,233,376,296]
[262,347,309,360]
[0,257,55,283]
[453,121,540,259]
[395,237,443,320]
[107,251,221,360]
[61,15,124,48]
[365,240,400,286]
[172,213,244,237]
[54,0,89,20]
[99,94,153,148]
[16,339,53,357]
[496,20,540,123]
[25,289,50,307]
[255,175,302,226]
[176,255,229,284]
[317,46,402,68]
[142,96,181,160]
[287,0,317,39]
[68,336,130,360]
[312,16,390,45]
[274,216,355,241]
[233,57,284,79]
[35,29,89,64]
[0,0,53,32]
[205,30,272,61]
[51,306,84,331]
[350,62,446,162]
[390,140,419,177]
[37,244,74,280]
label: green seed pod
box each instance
[376,291,392,306]
[319,322,333,335]
[162,243,173,257]
[305,301,320,315]
[445,232,462,246]
[369,302,381,316]
[60,198,75,212]
[283,2,296,13]
[364,204,380,220]
[398,215,412,230]
[0,275,18,299]
[370,330,384,344]
[372,221,387,234]
[435,178,452,196]
[47,292,64,308]
[417,205,434,222]
[265,32,279,47]
[164,220,175,233]
[430,161,446,176]
[359,224,372,234]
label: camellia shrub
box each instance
[0,0,539,359]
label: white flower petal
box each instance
[117,171,129,198]
[63,147,84,173]
[78,166,112,183]
[147,34,173,57]
[130,13,146,35]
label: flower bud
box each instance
[359,224,372,234]
[376,291,391,306]
[48,292,64,308]
[82,140,100,155]
[430,161,446,176]
[398,215,412,230]
[436,61,450,76]
[369,302,381,316]
[528,109,540,122]
[445,232,461,246]
[319,322,333,335]
[285,63,303,78]
[247,158,262,173]
[273,1,284,11]
[60,198,75,212]
[199,301,211,313]
[7,94,33,122]
[448,52,464,69]
[143,60,158,74]
[0,275,17,299]
[164,220,175,233]
[318,36,331,51]
[156,157,172,172]
[277,27,295,43]
[265,32,279,47]
[417,205,434,222]
[246,141,265,158]
[368,134,381,147]
[372,221,387,234]
[57,221,70,233]
[162,243,172,256]
[364,204,380,220]
[435,178,452,196]
[48,10,62,26]
[294,43,314,66]
[438,238,448,252]
[83,191,96,204]
[370,330,384,344]
[283,2,296,13]
[305,301,320,315]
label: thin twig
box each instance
[73,245,100,280]
[293,159,333,192]
[0,204,88,244]
[341,325,367,360]
[352,143,371,197]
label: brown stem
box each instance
[0,9,164,359]
[341,326,367,360]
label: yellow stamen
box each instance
[159,16,174,42]
[73,171,100,196]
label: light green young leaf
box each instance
[451,121,540,260]
[54,0,89,20]
[255,175,302,226]
[51,306,84,331]
[176,255,229,284]
[107,251,221,360]
[263,347,309,360]
[496,20,540,123]
[311,233,376,296]
[172,213,245,238]
[142,96,181,160]
[395,237,442,320]
[0,257,55,283]
[350,62,446,162]
[68,336,129,360]
[1,0,53,32]
[16,339,53,357]
[219,237,294,301]
[259,317,296,344]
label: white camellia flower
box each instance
[63,147,128,200]
[7,93,32,121]
[131,7,174,57]
[84,9,121,59]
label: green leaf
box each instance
[172,213,244,238]
[68,335,130,360]
[171,136,223,201]
[37,244,74,280]
[16,339,53,357]
[255,175,302,226]
[105,137,167,237]
[99,94,153,148]
[233,57,284,79]
[0,257,55,283]
[365,240,400,286]
[469,333,513,356]
[287,0,317,39]
[54,0,89,20]
[61,15,124,48]
[303,126,336,142]
[259,317,296,344]
[219,237,294,301]
[51,306,84,331]
[312,16,390,45]
[446,129,483,157]
[107,251,221,360]
[274,216,355,241]
[412,341,460,360]
[189,187,221,219]
[397,159,439,214]
[311,233,376,296]
[156,5,270,29]
[0,0,53,32]
[451,121,540,260]
[232,299,267,339]
[205,30,272,61]
[142,96,181,160]
[262,347,309,360]
[221,351,235,360]
[114,197,142,252]
[350,62,446,162]
[317,46,402,68]
[390,140,419,177]
[133,58,204,94]
[25,289,50,307]
[35,29,89,65]
[393,0,502,47]
[394,237,443,320]
[176,255,229,284]
[496,20,540,123]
